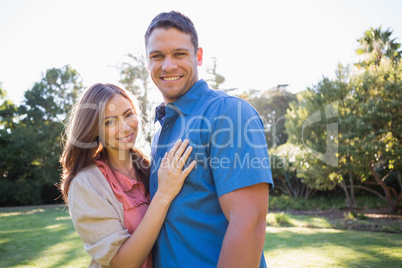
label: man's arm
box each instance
[217,182,269,268]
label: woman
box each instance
[59,83,195,268]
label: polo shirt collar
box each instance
[154,79,208,124]
[154,102,166,123]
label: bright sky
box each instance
[1,0,402,105]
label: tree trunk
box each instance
[370,165,400,213]
[348,171,356,208]
[339,179,352,208]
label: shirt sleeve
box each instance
[208,97,274,197]
[68,169,130,266]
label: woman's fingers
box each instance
[176,145,193,169]
[180,160,197,179]
[160,152,168,169]
[162,138,195,173]
[166,139,182,164]
[171,139,189,167]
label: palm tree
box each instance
[356,26,402,67]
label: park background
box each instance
[0,0,401,267]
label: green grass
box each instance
[266,212,333,228]
[266,211,401,233]
[1,206,401,267]
[264,227,402,267]
[0,205,90,267]
[265,212,402,267]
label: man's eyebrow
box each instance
[148,48,191,54]
[173,48,191,52]
[104,108,132,120]
[148,50,161,55]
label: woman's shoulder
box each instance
[71,164,108,190]
[76,164,100,176]
[69,164,118,208]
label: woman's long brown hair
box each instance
[59,83,150,204]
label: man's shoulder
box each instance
[202,90,258,116]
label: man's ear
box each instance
[196,47,203,66]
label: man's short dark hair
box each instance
[145,11,199,53]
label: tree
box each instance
[118,52,153,144]
[356,26,402,68]
[0,85,19,204]
[0,66,83,205]
[285,27,402,212]
[348,58,402,213]
[269,143,316,199]
[286,64,359,207]
[206,56,225,89]
[247,85,296,148]
[348,27,402,212]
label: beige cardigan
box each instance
[68,165,130,268]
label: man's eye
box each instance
[151,54,162,59]
[175,53,186,56]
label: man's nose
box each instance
[162,57,177,72]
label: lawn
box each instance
[0,205,401,267]
[0,205,90,268]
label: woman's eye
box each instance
[105,119,116,126]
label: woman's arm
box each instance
[110,139,196,268]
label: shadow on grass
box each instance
[264,227,402,267]
[0,206,88,267]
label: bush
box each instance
[14,178,42,205]
[0,178,14,206]
[266,212,293,227]
[0,177,44,206]
[269,195,389,211]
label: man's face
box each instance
[146,28,203,103]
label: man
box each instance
[145,11,273,268]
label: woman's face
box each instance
[101,94,138,153]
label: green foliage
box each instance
[246,85,297,148]
[284,27,402,211]
[347,58,402,212]
[285,65,349,195]
[266,212,293,227]
[269,143,316,199]
[356,26,402,67]
[206,56,228,90]
[118,52,153,144]
[0,65,83,206]
[270,194,389,211]
[343,211,368,220]
[270,195,348,210]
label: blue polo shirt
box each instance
[150,79,273,268]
